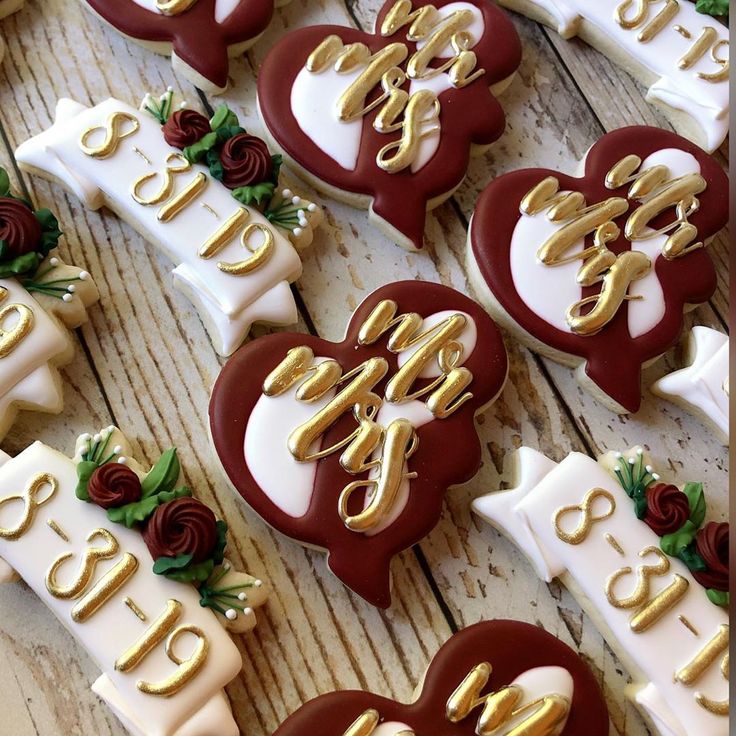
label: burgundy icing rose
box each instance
[219,133,272,189]
[0,197,42,257]
[163,109,211,149]
[143,497,218,563]
[692,522,729,591]
[643,483,691,536]
[87,463,142,509]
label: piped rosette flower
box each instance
[0,167,93,306]
[607,446,729,607]
[74,426,267,630]
[141,88,322,250]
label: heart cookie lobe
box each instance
[81,0,279,93]
[273,620,609,735]
[468,126,728,414]
[257,0,521,250]
[209,280,508,607]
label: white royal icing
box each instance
[0,441,243,736]
[15,98,304,356]
[511,0,729,151]
[653,326,729,443]
[290,2,485,173]
[473,448,729,736]
[244,312,476,531]
[509,147,701,340]
[128,0,239,22]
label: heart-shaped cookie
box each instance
[273,620,609,735]
[209,281,508,607]
[468,126,728,414]
[81,0,279,92]
[257,0,521,250]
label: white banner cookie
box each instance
[0,426,267,736]
[652,326,729,445]
[473,446,728,736]
[499,0,729,152]
[15,91,323,356]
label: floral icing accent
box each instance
[141,88,320,241]
[644,483,691,536]
[87,463,142,509]
[74,426,256,617]
[162,109,212,149]
[612,448,728,607]
[694,0,728,17]
[0,167,63,279]
[692,522,729,593]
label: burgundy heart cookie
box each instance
[257,0,521,250]
[82,0,277,92]
[209,281,508,607]
[468,127,728,414]
[273,620,609,735]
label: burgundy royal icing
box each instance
[84,0,276,89]
[273,620,609,735]
[257,0,522,250]
[209,281,508,608]
[470,127,728,413]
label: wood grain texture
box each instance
[0,1,728,735]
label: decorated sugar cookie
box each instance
[274,620,609,735]
[79,0,284,93]
[16,90,322,357]
[468,127,728,414]
[0,426,267,736]
[0,168,98,441]
[652,326,729,444]
[209,281,508,607]
[257,0,522,250]
[496,0,729,152]
[473,446,729,736]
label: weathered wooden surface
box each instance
[0,0,728,735]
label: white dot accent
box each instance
[79,271,89,280]
[50,257,59,266]
[113,445,123,454]
[238,592,247,601]
[117,457,127,465]
[308,203,317,211]
[62,294,73,302]
[225,609,237,621]
[254,579,262,587]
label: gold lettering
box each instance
[156,172,208,222]
[0,287,33,359]
[675,624,729,686]
[553,488,616,545]
[0,473,57,540]
[341,710,383,736]
[446,662,570,735]
[694,652,728,715]
[628,574,689,632]
[217,224,275,275]
[80,112,140,159]
[131,152,192,205]
[615,0,680,37]
[116,600,208,697]
[136,624,209,697]
[45,528,119,599]
[156,0,197,14]
[71,553,139,623]
[307,0,484,173]
[679,28,729,83]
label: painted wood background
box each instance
[0,0,728,734]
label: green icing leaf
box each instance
[633,490,648,520]
[75,460,98,501]
[0,252,41,279]
[35,209,62,254]
[232,182,276,206]
[677,542,707,572]
[660,519,698,556]
[683,482,706,528]
[270,154,283,184]
[141,448,180,498]
[153,553,193,575]
[211,520,228,565]
[0,169,10,197]
[163,558,215,583]
[206,148,224,182]
[107,485,191,528]
[707,588,730,607]
[183,131,219,164]
[210,105,240,131]
[695,0,728,16]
